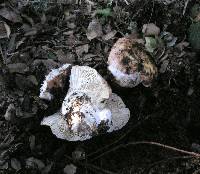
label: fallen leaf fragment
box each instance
[0,21,11,39]
[86,18,103,40]
[11,158,21,171]
[63,164,77,174]
[0,8,22,23]
[102,30,117,40]
[142,23,160,36]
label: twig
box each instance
[124,0,130,5]
[183,0,190,15]
[90,141,200,161]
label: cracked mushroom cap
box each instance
[41,93,130,141]
[40,63,72,100]
[40,66,130,141]
[108,36,157,87]
[69,65,112,107]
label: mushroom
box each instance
[40,65,130,141]
[40,63,72,100]
[108,35,158,87]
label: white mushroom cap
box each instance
[106,93,130,132]
[108,64,141,87]
[41,93,129,141]
[40,66,130,141]
[69,66,111,107]
[41,112,92,141]
[40,63,72,100]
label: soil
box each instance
[1,0,200,174]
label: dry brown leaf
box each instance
[75,44,89,56]
[142,23,160,36]
[0,8,22,23]
[102,30,117,40]
[0,21,11,39]
[86,18,103,40]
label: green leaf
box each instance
[96,8,112,17]
[47,51,57,60]
[145,37,158,53]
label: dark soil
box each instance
[1,0,200,173]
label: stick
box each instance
[91,141,200,161]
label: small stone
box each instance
[4,103,15,121]
[7,63,29,74]
[63,164,77,174]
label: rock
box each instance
[63,164,77,174]
[7,63,29,74]
[4,103,15,121]
[86,18,103,40]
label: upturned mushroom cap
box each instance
[108,36,157,87]
[40,63,72,100]
[40,66,130,141]
[106,93,130,132]
[69,66,112,107]
[41,93,130,141]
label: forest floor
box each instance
[1,0,200,173]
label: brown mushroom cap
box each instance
[108,36,157,87]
